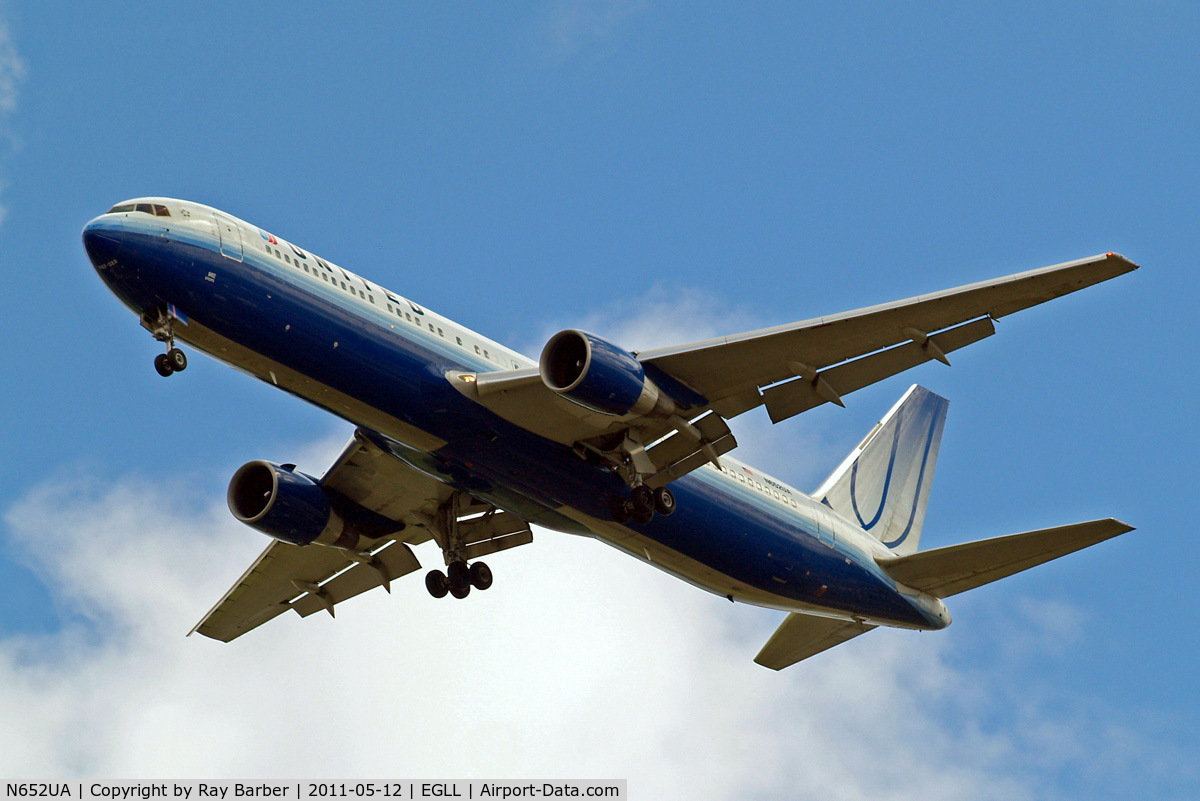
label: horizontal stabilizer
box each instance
[754,612,876,670]
[876,518,1133,598]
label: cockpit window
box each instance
[107,202,170,217]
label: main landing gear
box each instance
[425,560,493,600]
[144,307,188,377]
[419,493,499,601]
[609,485,676,525]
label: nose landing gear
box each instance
[154,348,188,377]
[144,307,188,377]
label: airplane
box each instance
[81,197,1137,669]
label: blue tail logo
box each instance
[814,385,948,556]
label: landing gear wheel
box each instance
[154,353,174,377]
[425,569,449,599]
[447,560,471,599]
[469,561,493,590]
[630,485,655,524]
[631,485,654,515]
[653,487,676,516]
[609,496,633,524]
[168,348,188,372]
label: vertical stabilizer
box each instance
[813,385,948,556]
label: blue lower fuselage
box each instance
[82,208,938,629]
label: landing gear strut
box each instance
[419,494,495,600]
[145,307,187,377]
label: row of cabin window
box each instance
[720,465,799,508]
[382,298,520,369]
[266,242,377,303]
[263,241,522,370]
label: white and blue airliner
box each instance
[82,198,1137,668]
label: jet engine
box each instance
[539,329,676,418]
[227,460,358,548]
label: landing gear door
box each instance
[214,213,243,262]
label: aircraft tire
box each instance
[609,496,633,524]
[168,348,188,372]
[154,353,174,377]
[425,569,449,599]
[469,561,493,590]
[631,485,654,515]
[653,487,676,516]
[448,560,471,598]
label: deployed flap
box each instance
[639,253,1137,411]
[876,518,1134,599]
[761,317,993,423]
[191,537,421,640]
[754,612,876,670]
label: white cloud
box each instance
[0,21,22,115]
[539,0,649,61]
[0,460,1183,797]
[0,18,23,229]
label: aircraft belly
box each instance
[112,234,933,629]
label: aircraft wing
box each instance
[637,252,1138,421]
[754,612,876,670]
[191,430,493,642]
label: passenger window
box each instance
[475,345,481,354]
[456,337,463,346]
[285,254,291,264]
[275,249,281,259]
[437,328,444,336]
[428,324,435,332]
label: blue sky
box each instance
[1,1,1197,796]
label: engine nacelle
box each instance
[539,329,674,418]
[227,460,356,547]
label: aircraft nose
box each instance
[81,215,126,268]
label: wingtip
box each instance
[1102,252,1141,272]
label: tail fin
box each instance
[814,385,948,556]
